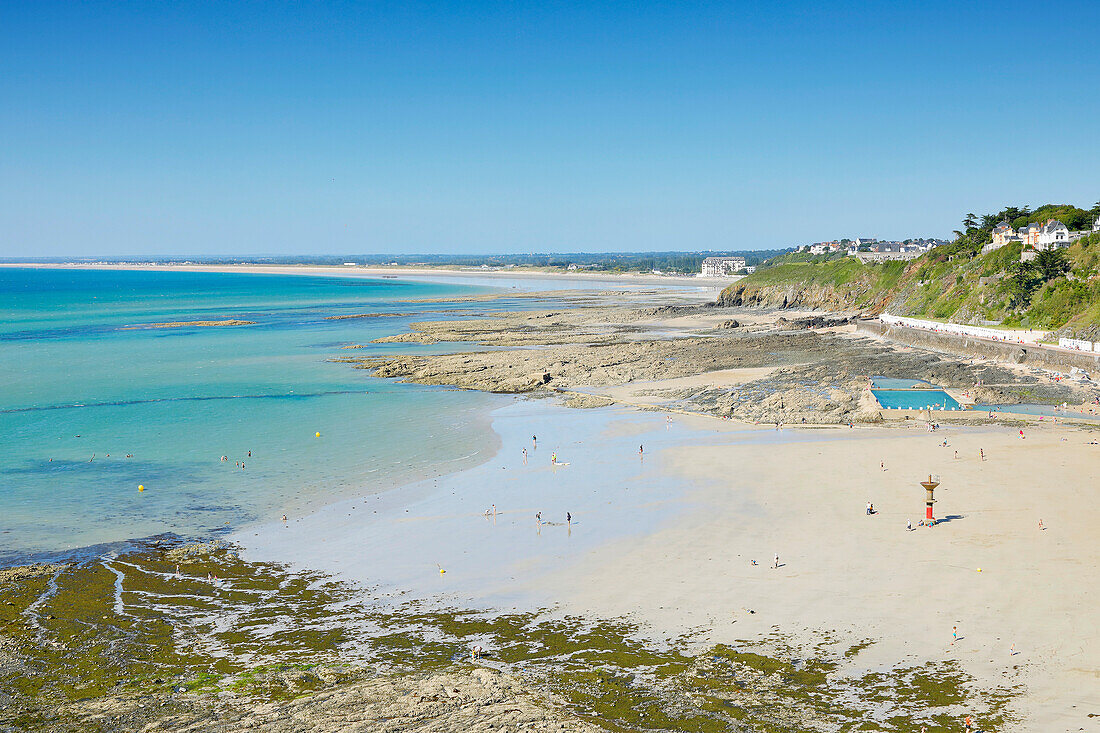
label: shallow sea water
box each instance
[238,401,851,609]
[0,268,508,561]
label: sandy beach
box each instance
[543,419,1100,729]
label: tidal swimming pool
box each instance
[872,389,961,410]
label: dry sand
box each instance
[537,419,1100,730]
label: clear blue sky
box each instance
[2,1,1098,256]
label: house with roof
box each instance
[986,218,1076,254]
[1018,222,1042,247]
[989,222,1019,250]
[1036,220,1070,249]
[1094,215,1100,232]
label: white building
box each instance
[1036,220,1070,250]
[1093,215,1100,232]
[700,256,747,277]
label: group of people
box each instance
[221,450,252,469]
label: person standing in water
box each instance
[639,444,643,458]
[522,447,527,465]
[566,512,572,526]
[532,435,537,449]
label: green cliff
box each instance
[721,208,1100,338]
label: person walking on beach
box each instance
[773,553,779,569]
[963,714,973,731]
[880,461,885,471]
[979,448,984,461]
[907,519,912,531]
[1038,519,1044,530]
[281,514,287,524]
[952,626,958,644]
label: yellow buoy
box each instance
[138,485,145,492]
[315,432,321,437]
[977,568,982,572]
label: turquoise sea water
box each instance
[0,268,511,562]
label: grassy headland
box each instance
[721,203,1100,338]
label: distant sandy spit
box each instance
[0,261,738,289]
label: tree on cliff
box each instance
[1034,247,1070,282]
[1007,259,1040,309]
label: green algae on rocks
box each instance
[1,540,1020,731]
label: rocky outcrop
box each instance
[56,667,600,733]
[349,333,827,395]
[718,281,883,313]
[774,315,856,330]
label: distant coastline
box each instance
[0,261,740,288]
